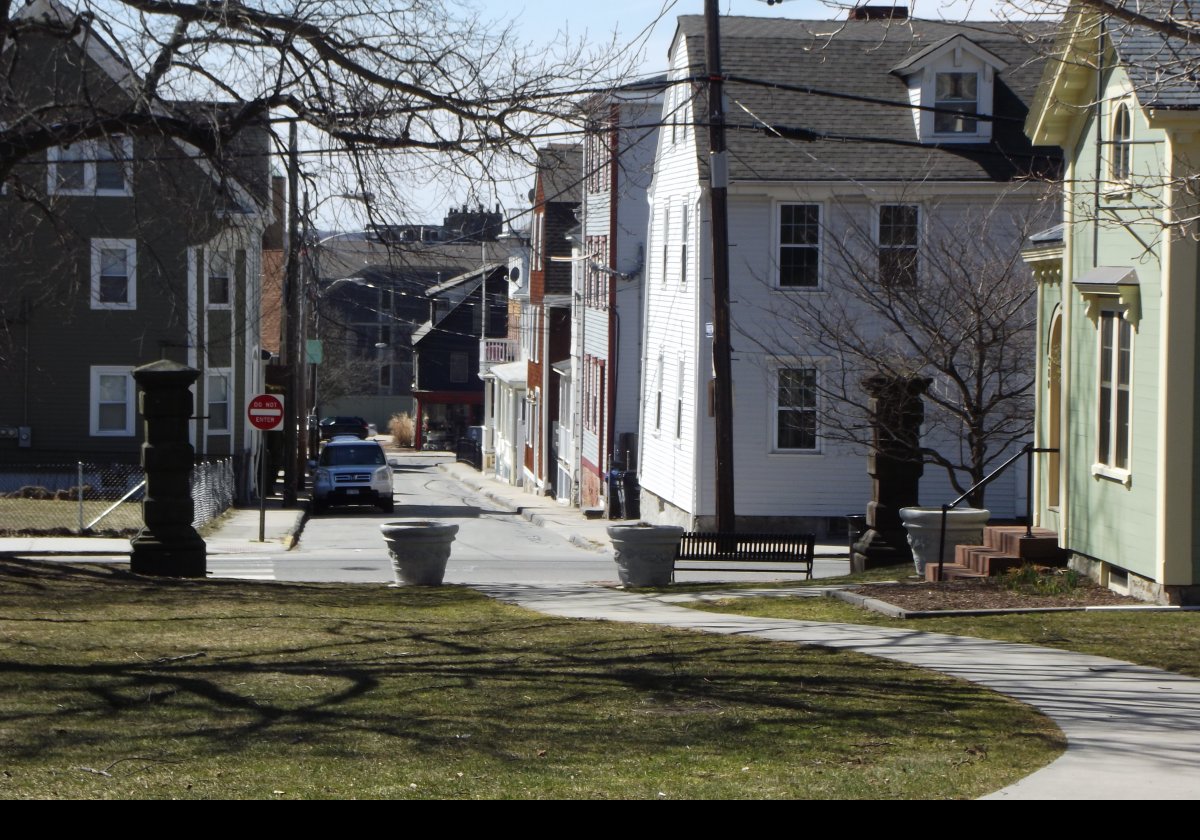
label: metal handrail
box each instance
[934,443,1059,582]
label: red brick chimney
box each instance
[848,5,909,20]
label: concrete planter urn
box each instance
[899,506,990,577]
[380,520,459,586]
[606,523,685,587]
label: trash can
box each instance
[607,468,624,519]
[621,471,641,520]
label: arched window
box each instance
[1112,103,1132,183]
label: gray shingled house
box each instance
[0,0,272,494]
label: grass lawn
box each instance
[0,498,141,535]
[0,559,1063,799]
[681,567,1200,679]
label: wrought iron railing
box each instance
[934,443,1058,581]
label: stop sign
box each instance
[247,393,285,431]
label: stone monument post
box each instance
[851,374,932,572]
[129,360,207,577]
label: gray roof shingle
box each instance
[674,15,1061,182]
[1107,0,1200,109]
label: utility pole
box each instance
[296,190,311,484]
[282,121,300,506]
[706,0,736,532]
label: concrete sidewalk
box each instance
[0,499,306,558]
[480,582,1200,800]
[436,458,852,565]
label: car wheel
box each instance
[311,500,326,516]
[378,498,395,514]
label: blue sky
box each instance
[320,0,1022,230]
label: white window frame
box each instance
[89,366,136,437]
[531,211,544,272]
[1094,308,1133,484]
[207,249,232,309]
[206,368,232,435]
[877,204,920,289]
[654,352,664,433]
[772,367,819,453]
[90,238,137,310]
[674,356,685,439]
[933,72,979,136]
[1109,101,1134,192]
[661,203,671,285]
[680,204,689,286]
[48,136,133,196]
[776,203,822,289]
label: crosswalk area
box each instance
[207,556,276,581]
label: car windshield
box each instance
[320,445,386,467]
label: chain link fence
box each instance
[0,458,235,536]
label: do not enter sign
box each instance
[247,393,285,431]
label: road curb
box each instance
[437,462,610,553]
[284,504,308,550]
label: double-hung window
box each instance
[48,137,132,195]
[776,368,817,451]
[934,73,978,134]
[208,250,231,307]
[90,366,135,436]
[661,204,671,285]
[778,204,820,287]
[90,239,136,310]
[675,357,685,439]
[878,205,919,288]
[1097,310,1132,476]
[450,351,469,384]
[207,371,231,433]
[654,353,664,432]
[680,204,689,285]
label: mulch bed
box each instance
[853,577,1140,612]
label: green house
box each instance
[1025,0,1200,603]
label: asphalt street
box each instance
[209,453,621,584]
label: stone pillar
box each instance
[129,360,207,577]
[851,374,932,572]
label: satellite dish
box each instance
[509,266,521,283]
[527,188,536,203]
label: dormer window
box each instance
[934,73,978,134]
[892,34,1004,145]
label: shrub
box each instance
[388,412,415,448]
[1003,564,1081,596]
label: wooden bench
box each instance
[674,531,816,579]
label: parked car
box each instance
[319,416,369,440]
[312,437,394,514]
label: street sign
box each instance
[247,393,285,431]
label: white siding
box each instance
[638,43,704,517]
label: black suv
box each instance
[319,416,369,440]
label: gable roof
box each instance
[8,0,268,215]
[1027,0,1200,146]
[411,262,507,346]
[672,15,1061,183]
[1107,0,1200,109]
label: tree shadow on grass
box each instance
[0,559,1066,797]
